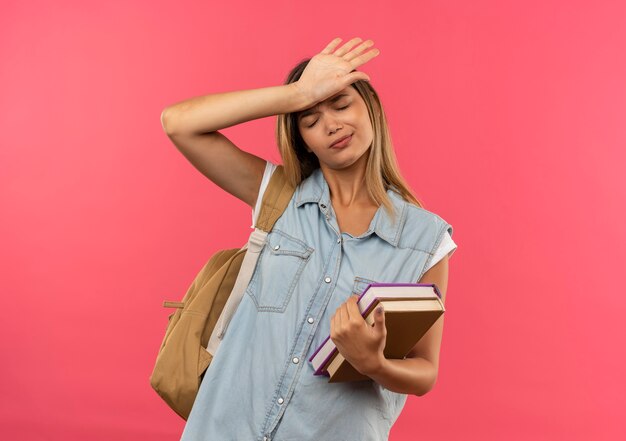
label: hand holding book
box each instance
[309,283,445,382]
[329,294,388,377]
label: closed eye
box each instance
[306,105,350,128]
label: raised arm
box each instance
[161,83,312,136]
[161,36,379,208]
[160,83,313,208]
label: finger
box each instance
[345,295,360,321]
[320,37,342,55]
[373,305,386,336]
[333,37,363,57]
[344,70,371,86]
[334,306,342,329]
[343,39,374,62]
[348,47,380,70]
[339,303,349,327]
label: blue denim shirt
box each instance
[181,167,454,441]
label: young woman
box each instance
[162,37,457,441]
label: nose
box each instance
[326,116,343,135]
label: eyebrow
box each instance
[297,93,350,120]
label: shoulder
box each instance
[404,203,452,233]
[252,161,280,219]
[267,160,278,173]
[263,160,279,181]
[398,201,454,254]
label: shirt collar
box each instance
[294,168,407,247]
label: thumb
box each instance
[373,304,385,331]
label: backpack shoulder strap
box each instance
[207,165,294,350]
[255,164,295,232]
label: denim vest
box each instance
[181,167,454,441]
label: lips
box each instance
[330,134,353,148]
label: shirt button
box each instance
[337,238,341,243]
[273,245,280,250]
[277,397,284,404]
[324,277,331,283]
[292,357,299,364]
[307,317,314,324]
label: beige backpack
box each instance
[149,165,295,420]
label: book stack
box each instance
[308,283,445,383]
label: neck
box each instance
[320,154,374,208]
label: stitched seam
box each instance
[250,230,314,313]
[418,221,448,280]
[266,238,338,435]
[392,200,408,246]
[353,276,378,294]
[272,228,315,254]
[376,240,433,255]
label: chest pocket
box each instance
[352,276,379,296]
[246,229,314,312]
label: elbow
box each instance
[414,370,438,397]
[161,107,181,135]
[160,108,170,134]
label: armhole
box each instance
[250,161,278,228]
[423,231,457,272]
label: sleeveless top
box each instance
[181,164,458,441]
[251,162,457,269]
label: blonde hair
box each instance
[275,58,425,224]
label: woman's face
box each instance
[296,86,374,171]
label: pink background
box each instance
[2,1,625,440]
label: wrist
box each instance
[360,352,387,377]
[288,82,316,112]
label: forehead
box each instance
[297,87,356,120]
